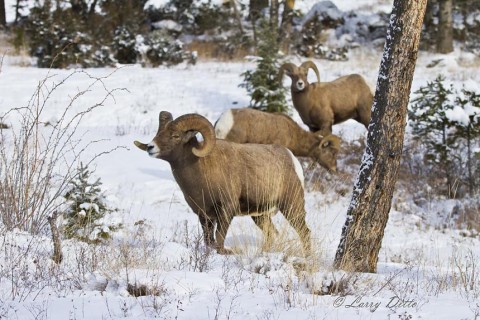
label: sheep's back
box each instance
[206,141,304,205]
[225,109,301,149]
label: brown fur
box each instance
[215,108,341,172]
[135,112,311,254]
[280,61,373,135]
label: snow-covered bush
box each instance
[63,163,120,243]
[139,30,197,67]
[112,26,138,64]
[295,1,351,60]
[148,0,228,35]
[24,0,192,68]
[26,2,117,68]
[408,75,480,197]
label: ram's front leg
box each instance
[215,211,234,255]
[311,109,334,136]
[198,214,216,248]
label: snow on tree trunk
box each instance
[437,0,454,54]
[334,0,427,273]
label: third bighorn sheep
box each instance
[215,108,341,172]
[279,61,374,135]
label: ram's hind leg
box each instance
[280,201,311,256]
[252,212,278,251]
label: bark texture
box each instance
[437,0,454,53]
[334,0,427,273]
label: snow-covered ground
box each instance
[1,0,480,317]
[1,43,479,319]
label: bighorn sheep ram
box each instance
[134,111,311,254]
[279,61,373,135]
[215,108,341,172]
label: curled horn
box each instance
[278,62,298,82]
[300,61,320,83]
[172,114,216,158]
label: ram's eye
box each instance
[172,133,180,139]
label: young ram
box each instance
[279,61,374,135]
[215,108,341,172]
[134,111,311,254]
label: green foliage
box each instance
[409,75,455,165]
[26,1,116,68]
[24,0,193,68]
[240,20,288,113]
[142,30,197,67]
[63,163,120,243]
[454,87,480,194]
[112,26,138,64]
[151,0,226,35]
[409,75,480,196]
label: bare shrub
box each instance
[0,68,126,235]
[172,220,214,272]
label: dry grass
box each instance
[0,68,126,234]
[0,31,32,67]
[456,200,480,236]
[186,40,251,61]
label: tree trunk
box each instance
[249,0,268,49]
[48,211,63,264]
[467,123,473,196]
[14,0,20,24]
[437,0,454,53]
[334,0,427,273]
[270,0,279,30]
[278,0,295,53]
[0,0,6,27]
[230,0,244,36]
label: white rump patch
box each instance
[286,149,305,189]
[215,109,234,139]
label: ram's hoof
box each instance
[217,247,234,255]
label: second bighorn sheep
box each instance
[279,61,374,135]
[215,108,341,172]
[134,111,311,254]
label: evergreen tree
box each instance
[408,75,457,194]
[240,20,288,113]
[453,87,480,195]
[409,75,480,196]
[64,163,119,243]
